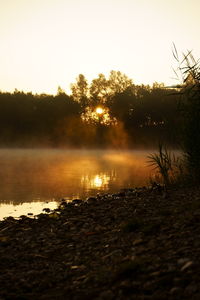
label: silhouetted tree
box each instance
[70,74,89,109]
[0,71,180,148]
[90,73,110,105]
[108,70,133,94]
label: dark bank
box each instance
[0,185,200,299]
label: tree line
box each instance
[0,71,180,148]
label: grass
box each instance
[148,47,200,187]
[172,46,200,182]
[147,143,183,187]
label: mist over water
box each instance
[0,149,152,219]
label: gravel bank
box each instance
[0,186,200,299]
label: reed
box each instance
[149,46,200,186]
[173,45,200,182]
[147,143,183,187]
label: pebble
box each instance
[177,257,190,265]
[43,208,51,213]
[98,290,114,300]
[1,186,200,299]
[102,249,123,260]
[86,197,97,203]
[181,261,193,271]
[170,287,182,295]
[184,284,197,295]
[72,199,83,205]
[132,238,143,246]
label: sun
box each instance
[82,106,116,125]
[96,107,104,115]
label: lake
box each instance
[0,149,153,219]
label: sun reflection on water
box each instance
[81,173,111,190]
[0,149,154,219]
[0,201,58,220]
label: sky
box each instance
[0,0,200,95]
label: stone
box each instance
[177,258,190,265]
[98,290,114,300]
[72,199,83,204]
[184,284,197,295]
[170,287,182,295]
[132,238,143,246]
[181,261,193,271]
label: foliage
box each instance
[0,91,81,147]
[90,73,110,105]
[173,46,200,181]
[147,143,183,186]
[70,74,89,109]
[0,70,180,148]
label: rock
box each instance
[42,208,51,213]
[150,271,161,277]
[72,199,83,205]
[59,201,68,208]
[102,249,123,260]
[132,238,143,246]
[177,258,190,265]
[184,284,197,295]
[181,261,193,271]
[86,197,97,203]
[98,290,114,300]
[94,225,106,232]
[170,287,182,295]
[1,186,200,299]
[116,192,125,197]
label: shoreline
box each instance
[0,186,200,299]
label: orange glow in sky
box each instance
[0,0,200,94]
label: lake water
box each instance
[0,149,153,219]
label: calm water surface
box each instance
[0,149,153,219]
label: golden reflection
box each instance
[93,175,104,188]
[0,149,155,219]
[0,201,58,220]
[81,173,110,189]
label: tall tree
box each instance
[108,70,133,94]
[90,73,110,105]
[70,74,89,108]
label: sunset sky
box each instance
[0,0,200,94]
